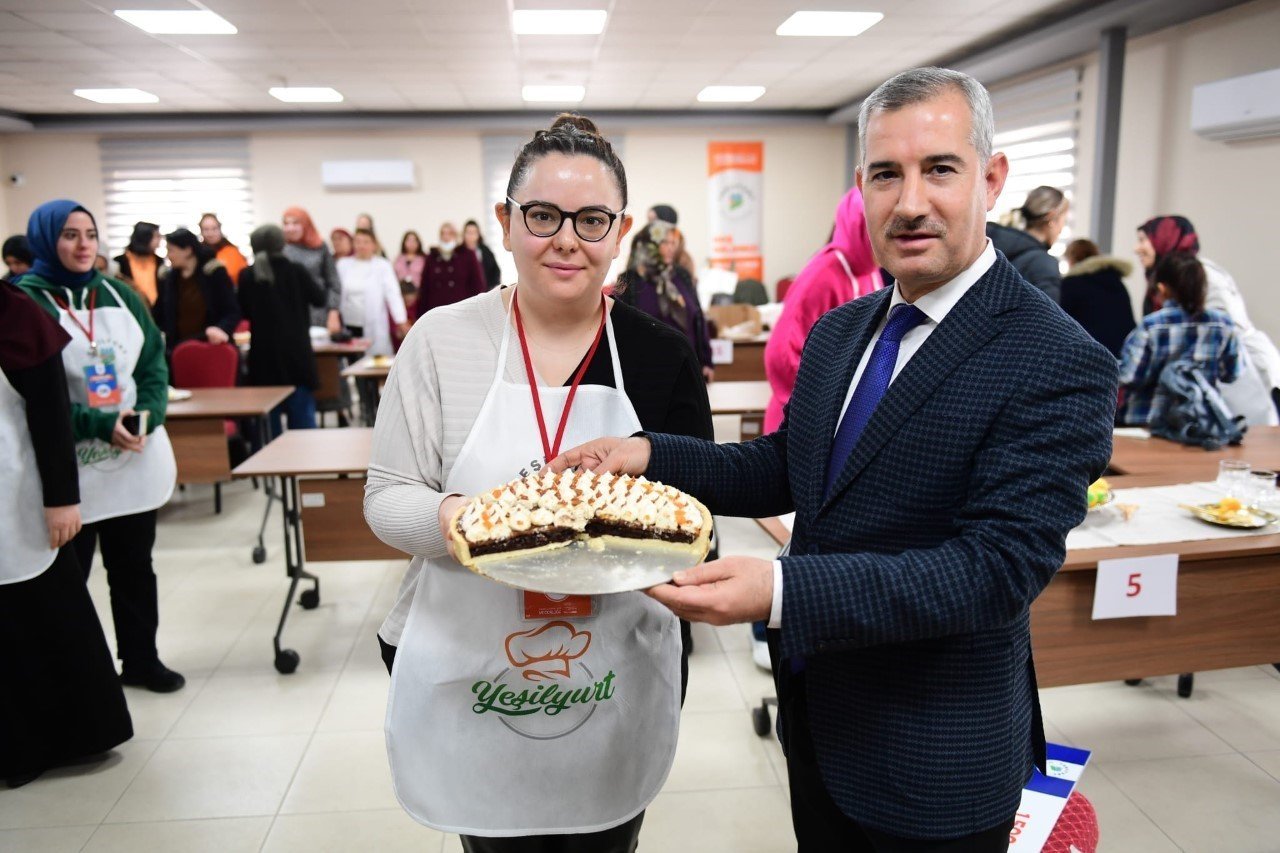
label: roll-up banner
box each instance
[707,141,763,283]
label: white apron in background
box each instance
[386,293,682,837]
[0,368,58,584]
[46,282,176,524]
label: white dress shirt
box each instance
[337,255,408,356]
[768,240,997,629]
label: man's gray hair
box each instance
[858,67,994,165]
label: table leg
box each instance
[271,474,321,675]
[252,416,276,564]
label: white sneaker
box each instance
[752,638,772,672]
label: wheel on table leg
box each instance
[752,703,772,737]
[1177,673,1194,698]
[1124,679,1143,686]
[252,545,267,564]
[274,648,300,674]
[299,588,320,610]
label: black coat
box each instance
[237,257,326,390]
[475,243,502,290]
[1060,255,1137,358]
[986,223,1061,303]
[153,259,241,354]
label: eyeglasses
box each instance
[506,196,622,243]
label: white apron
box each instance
[0,368,58,584]
[386,294,682,837]
[46,282,176,525]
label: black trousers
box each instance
[72,509,161,670]
[378,637,647,853]
[781,672,1014,853]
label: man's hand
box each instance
[646,556,773,626]
[205,326,230,345]
[326,309,342,335]
[111,410,146,453]
[549,436,651,475]
[44,504,82,549]
[438,493,466,561]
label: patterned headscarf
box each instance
[283,206,324,250]
[1139,216,1199,312]
[628,221,687,332]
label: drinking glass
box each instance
[1248,470,1277,511]
[1217,460,1251,496]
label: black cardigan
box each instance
[153,259,241,353]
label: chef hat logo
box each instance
[505,621,591,682]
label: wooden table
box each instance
[166,386,292,518]
[313,339,369,423]
[709,380,771,441]
[753,472,1280,688]
[341,356,393,426]
[713,336,768,382]
[1109,425,1280,478]
[233,428,401,673]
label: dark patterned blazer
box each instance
[646,253,1117,839]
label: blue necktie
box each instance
[790,303,927,676]
[824,303,929,497]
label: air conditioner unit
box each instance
[320,159,416,190]
[1190,68,1280,142]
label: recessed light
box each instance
[522,85,586,103]
[776,11,883,37]
[513,10,607,35]
[73,88,159,104]
[269,87,344,103]
[697,86,766,103]
[114,9,237,35]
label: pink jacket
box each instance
[764,187,884,432]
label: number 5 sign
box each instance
[1091,553,1179,620]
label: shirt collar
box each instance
[888,238,996,325]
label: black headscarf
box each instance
[127,221,160,255]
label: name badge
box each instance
[523,591,595,620]
[84,363,122,408]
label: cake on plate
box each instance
[450,469,713,567]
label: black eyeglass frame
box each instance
[505,196,624,243]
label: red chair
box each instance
[775,276,794,302]
[171,341,240,513]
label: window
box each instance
[988,67,1082,258]
[99,137,254,257]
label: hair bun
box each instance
[550,112,601,137]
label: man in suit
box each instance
[553,67,1117,852]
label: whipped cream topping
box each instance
[458,469,702,545]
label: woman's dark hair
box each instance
[2,234,33,264]
[400,230,423,255]
[1155,252,1207,317]
[1064,238,1100,266]
[462,219,487,247]
[128,221,160,254]
[505,113,627,211]
[164,227,215,265]
[353,228,375,240]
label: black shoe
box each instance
[121,662,186,693]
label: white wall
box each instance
[1,134,103,250]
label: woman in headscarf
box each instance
[330,227,355,260]
[238,224,328,436]
[281,206,342,334]
[113,221,163,306]
[153,227,240,357]
[0,274,133,788]
[13,199,183,694]
[764,186,885,433]
[1137,214,1280,422]
[616,220,714,381]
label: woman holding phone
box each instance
[14,199,183,694]
[367,114,711,852]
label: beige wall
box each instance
[0,122,846,296]
[1110,0,1280,337]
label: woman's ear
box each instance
[611,213,634,261]
[495,203,512,253]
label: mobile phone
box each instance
[122,411,149,436]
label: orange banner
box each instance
[707,141,764,282]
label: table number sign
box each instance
[1007,743,1091,852]
[1091,553,1178,620]
[710,338,734,365]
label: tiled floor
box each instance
[4,421,1280,851]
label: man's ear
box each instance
[495,202,512,253]
[984,152,1009,212]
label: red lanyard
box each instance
[513,290,607,462]
[51,289,97,350]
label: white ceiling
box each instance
[0,0,1090,115]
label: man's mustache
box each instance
[884,219,946,239]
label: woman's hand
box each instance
[205,326,230,345]
[44,504,82,549]
[438,494,466,561]
[702,366,715,384]
[111,410,146,453]
[326,309,342,335]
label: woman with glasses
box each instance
[368,113,711,853]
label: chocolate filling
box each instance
[465,526,579,557]
[586,519,696,544]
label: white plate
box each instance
[466,539,705,595]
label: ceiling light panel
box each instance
[74,88,160,104]
[512,10,607,35]
[268,87,344,103]
[776,11,884,37]
[114,10,238,35]
[697,85,766,103]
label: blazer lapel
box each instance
[804,290,891,515]
[818,261,1022,515]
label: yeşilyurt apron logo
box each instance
[717,184,757,220]
[470,621,618,740]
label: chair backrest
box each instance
[172,341,239,389]
[775,277,794,302]
[733,278,768,306]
